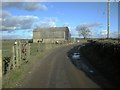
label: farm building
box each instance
[33,27,70,43]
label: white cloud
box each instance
[1,11,39,31]
[23,3,47,11]
[1,33,21,39]
[110,31,119,38]
[100,30,118,38]
[119,32,120,38]
[75,22,103,38]
[2,2,48,11]
[36,22,56,28]
[100,30,107,35]
[1,30,33,39]
[77,22,103,29]
[67,26,79,37]
[100,30,107,38]
[56,11,64,16]
[0,10,11,19]
[63,22,69,27]
[35,17,58,28]
[1,34,32,39]
[1,11,59,32]
[1,26,16,31]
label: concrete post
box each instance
[107,0,110,38]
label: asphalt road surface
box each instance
[19,44,100,88]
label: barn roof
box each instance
[33,27,69,32]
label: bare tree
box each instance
[76,25,91,39]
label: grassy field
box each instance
[2,40,14,58]
[2,39,64,88]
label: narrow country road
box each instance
[19,44,100,88]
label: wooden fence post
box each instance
[40,43,42,52]
[37,43,39,52]
[15,43,19,68]
[18,41,22,67]
[12,45,16,69]
[26,43,30,62]
[21,43,24,64]
[37,41,40,52]
[8,56,12,71]
[21,43,27,63]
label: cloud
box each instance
[100,30,107,35]
[100,30,107,38]
[100,30,119,38]
[76,22,103,38]
[1,34,31,39]
[76,22,102,35]
[1,26,16,31]
[63,22,69,27]
[1,11,58,32]
[119,32,120,38]
[35,17,58,28]
[1,11,39,31]
[77,22,103,29]
[110,31,119,38]
[2,2,22,9]
[2,34,19,39]
[0,10,11,19]
[0,31,20,39]
[1,30,33,39]
[36,22,56,28]
[23,3,47,11]
[56,11,64,16]
[2,2,47,11]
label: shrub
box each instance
[28,39,33,43]
[80,42,120,87]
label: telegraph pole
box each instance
[107,0,110,38]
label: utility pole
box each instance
[107,0,110,38]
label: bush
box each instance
[80,42,120,87]
[28,39,33,43]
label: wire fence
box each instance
[2,40,63,75]
[3,41,31,75]
[2,38,77,75]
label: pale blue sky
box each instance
[1,2,118,39]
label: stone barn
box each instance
[33,27,70,43]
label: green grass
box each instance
[2,40,14,58]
